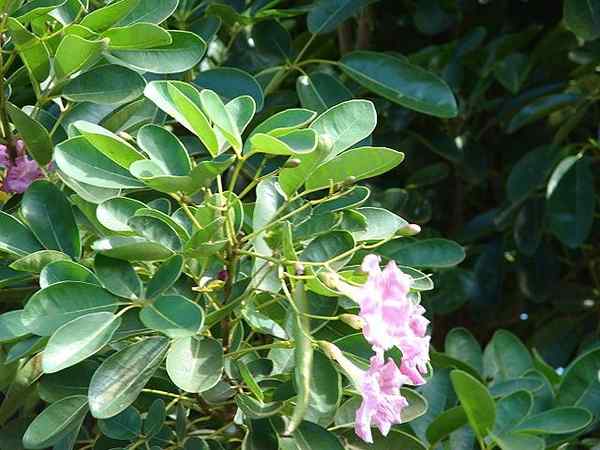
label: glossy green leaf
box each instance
[166,336,224,393]
[515,407,592,434]
[426,406,468,447]
[63,65,145,105]
[110,31,206,74]
[55,137,144,189]
[96,197,147,232]
[296,72,352,113]
[22,395,88,449]
[95,254,142,300]
[195,67,264,111]
[140,295,204,338]
[137,124,192,176]
[444,328,483,375]
[564,0,600,40]
[0,211,43,257]
[292,421,344,450]
[22,281,120,336]
[39,260,99,288]
[450,370,496,441]
[483,330,533,384]
[493,432,544,450]
[80,0,177,31]
[557,347,600,416]
[6,103,53,165]
[92,236,174,261]
[547,157,595,248]
[42,312,122,373]
[102,23,172,49]
[0,310,30,344]
[127,215,182,251]
[352,207,408,241]
[493,390,532,435]
[7,18,50,83]
[144,81,218,155]
[98,406,141,440]
[54,35,106,80]
[307,0,372,34]
[250,108,316,137]
[9,250,69,274]
[379,238,465,268]
[22,180,80,258]
[341,51,458,118]
[88,337,170,418]
[248,129,318,156]
[199,88,242,152]
[146,255,184,299]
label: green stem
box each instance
[225,341,293,359]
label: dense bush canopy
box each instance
[0,0,598,449]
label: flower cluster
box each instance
[333,254,431,443]
[0,140,43,193]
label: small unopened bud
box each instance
[342,176,357,187]
[217,269,229,281]
[398,223,421,236]
[318,340,344,362]
[117,131,134,142]
[322,272,339,289]
[318,134,334,152]
[294,262,304,275]
[339,314,364,330]
[284,158,301,168]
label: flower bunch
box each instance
[333,254,431,442]
[0,140,43,193]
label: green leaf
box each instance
[94,254,142,300]
[88,337,169,418]
[507,146,560,202]
[0,310,30,344]
[235,394,283,419]
[22,281,120,336]
[340,51,458,118]
[137,124,192,176]
[313,186,370,215]
[165,336,224,393]
[63,64,145,105]
[426,406,468,447]
[0,212,43,257]
[42,312,122,373]
[102,23,172,49]
[39,260,99,288]
[70,120,145,169]
[483,330,533,384]
[287,281,313,434]
[140,295,204,338]
[80,0,177,32]
[444,328,483,375]
[7,18,50,83]
[492,432,544,450]
[493,390,532,435]
[557,347,600,416]
[13,0,67,23]
[564,0,600,40]
[306,147,403,190]
[292,421,344,450]
[299,230,354,268]
[55,137,144,189]
[22,395,88,449]
[146,255,184,299]
[194,67,264,111]
[352,207,407,241]
[307,0,372,34]
[547,157,595,248]
[144,81,218,155]
[296,72,352,113]
[189,154,236,188]
[6,103,53,165]
[506,93,579,133]
[92,236,174,261]
[110,31,206,74]
[54,35,106,80]
[379,238,465,268]
[143,399,165,437]
[98,406,141,440]
[310,99,376,158]
[127,215,182,251]
[22,180,80,258]
[9,250,69,273]
[199,89,242,152]
[515,407,592,434]
[96,197,147,232]
[344,429,427,449]
[450,370,496,441]
[250,108,316,137]
[248,130,318,156]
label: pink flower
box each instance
[0,140,43,193]
[355,355,409,443]
[319,342,409,444]
[334,254,430,385]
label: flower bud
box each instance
[284,158,301,168]
[318,134,334,152]
[294,262,304,275]
[398,223,421,236]
[339,314,364,330]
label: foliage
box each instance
[0,0,598,449]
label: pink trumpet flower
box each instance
[0,140,43,193]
